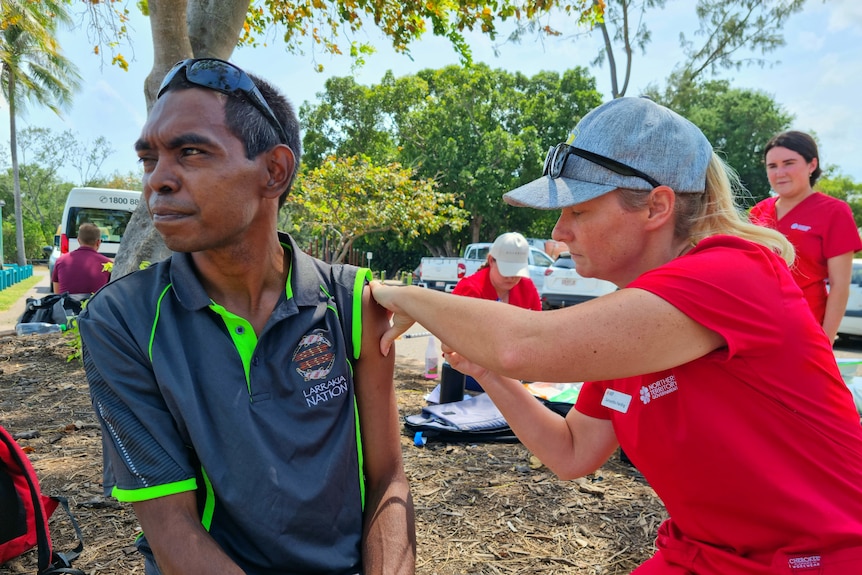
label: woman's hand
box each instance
[441,342,490,382]
[369,281,417,356]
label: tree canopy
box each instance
[596,0,807,99]
[818,174,862,231]
[287,154,468,264]
[1,0,80,264]
[300,64,604,256]
[646,78,793,205]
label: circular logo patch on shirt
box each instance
[292,330,336,381]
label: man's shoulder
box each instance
[84,259,172,317]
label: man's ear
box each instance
[644,186,676,231]
[262,145,295,199]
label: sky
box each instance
[2,0,862,184]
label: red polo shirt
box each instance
[452,266,541,310]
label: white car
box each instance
[47,229,61,292]
[525,248,555,294]
[540,253,617,310]
[838,259,862,338]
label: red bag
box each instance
[0,424,85,574]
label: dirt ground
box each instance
[0,332,666,575]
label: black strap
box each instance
[39,497,85,575]
[40,568,85,575]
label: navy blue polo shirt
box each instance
[80,233,370,575]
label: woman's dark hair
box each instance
[764,130,821,186]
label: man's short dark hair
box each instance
[77,223,101,246]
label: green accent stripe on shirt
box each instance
[351,269,371,509]
[283,242,295,301]
[200,467,215,531]
[112,478,197,502]
[352,268,372,361]
[149,284,174,362]
[209,302,257,395]
[354,395,365,509]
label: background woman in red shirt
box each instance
[750,131,862,341]
[452,232,541,310]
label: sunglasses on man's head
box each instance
[157,58,289,146]
[543,143,661,189]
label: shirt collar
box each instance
[167,232,326,312]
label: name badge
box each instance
[601,389,632,413]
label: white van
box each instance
[59,187,142,258]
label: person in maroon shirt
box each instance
[52,223,112,295]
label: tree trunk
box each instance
[187,0,249,60]
[143,0,194,110]
[470,214,483,244]
[112,0,250,279]
[9,73,26,266]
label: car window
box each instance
[67,207,134,243]
[531,250,554,268]
[553,257,575,269]
[470,246,490,260]
[853,263,862,285]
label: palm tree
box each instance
[1,0,80,265]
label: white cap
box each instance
[490,232,530,278]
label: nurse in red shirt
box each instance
[371,98,862,574]
[750,131,862,341]
[452,232,540,390]
[452,232,541,311]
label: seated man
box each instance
[51,222,112,295]
[78,58,415,574]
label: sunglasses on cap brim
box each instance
[543,143,661,189]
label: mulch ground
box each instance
[0,333,666,574]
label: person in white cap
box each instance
[370,97,862,574]
[452,232,541,310]
[451,231,540,391]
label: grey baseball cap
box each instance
[504,97,713,210]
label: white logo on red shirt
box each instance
[641,375,679,404]
[640,387,651,404]
[790,222,812,232]
[788,555,821,570]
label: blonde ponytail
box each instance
[682,153,794,266]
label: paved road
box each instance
[0,265,52,332]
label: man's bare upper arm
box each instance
[353,286,403,481]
